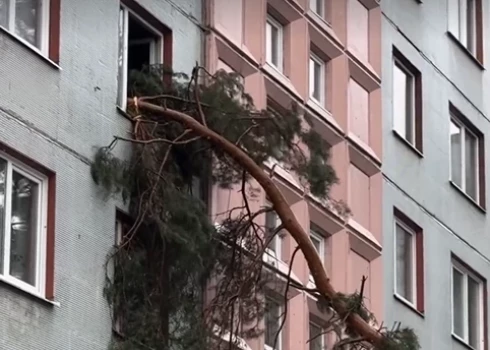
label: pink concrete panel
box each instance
[213,0,244,45]
[347,0,369,62]
[329,55,349,131]
[368,6,382,75]
[369,172,382,243]
[204,0,383,347]
[369,87,382,158]
[348,250,371,309]
[348,78,370,145]
[348,164,371,230]
[330,0,348,45]
[286,18,308,100]
[243,0,265,63]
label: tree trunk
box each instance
[128,98,384,346]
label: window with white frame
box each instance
[310,227,324,263]
[393,58,416,145]
[264,297,283,350]
[309,226,324,281]
[309,53,325,106]
[309,321,324,350]
[310,0,324,17]
[0,0,50,54]
[265,204,282,260]
[448,0,477,54]
[0,153,48,296]
[394,219,416,304]
[117,4,164,109]
[452,259,484,349]
[450,116,479,201]
[265,15,283,72]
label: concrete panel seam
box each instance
[383,173,490,266]
[0,106,91,166]
[382,11,490,124]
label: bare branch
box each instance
[127,98,385,346]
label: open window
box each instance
[117,3,165,110]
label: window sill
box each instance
[446,32,484,71]
[392,130,423,158]
[0,276,60,307]
[452,333,477,350]
[0,26,61,70]
[393,294,424,318]
[449,181,486,214]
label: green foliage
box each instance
[91,65,419,350]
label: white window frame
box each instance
[117,4,164,110]
[0,151,49,297]
[265,15,284,73]
[450,116,480,201]
[448,0,477,53]
[264,296,283,350]
[309,227,324,282]
[309,53,325,107]
[309,0,324,17]
[264,203,283,261]
[392,58,416,145]
[308,320,324,350]
[451,259,484,349]
[393,218,417,307]
[0,0,51,55]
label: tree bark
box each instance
[128,98,384,346]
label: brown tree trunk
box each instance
[128,98,384,346]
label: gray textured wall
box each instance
[0,0,202,349]
[382,1,490,349]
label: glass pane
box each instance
[9,171,39,286]
[265,210,277,253]
[452,268,465,337]
[14,0,41,48]
[309,322,323,350]
[0,0,8,28]
[265,298,281,348]
[393,63,410,141]
[117,7,126,106]
[313,60,322,101]
[395,223,413,302]
[465,0,475,52]
[465,130,478,200]
[309,58,315,98]
[450,120,462,187]
[468,276,480,348]
[0,159,7,273]
[270,24,279,67]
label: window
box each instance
[0,0,55,56]
[310,227,324,264]
[393,208,424,313]
[450,111,482,203]
[265,15,283,72]
[309,321,324,350]
[265,205,282,260]
[309,226,324,282]
[448,0,476,52]
[451,258,484,349]
[264,297,283,350]
[117,3,165,110]
[0,152,49,297]
[310,0,324,17]
[309,54,325,106]
[392,48,422,152]
[394,219,416,303]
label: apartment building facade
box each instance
[382,0,490,349]
[206,0,383,348]
[0,0,202,349]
